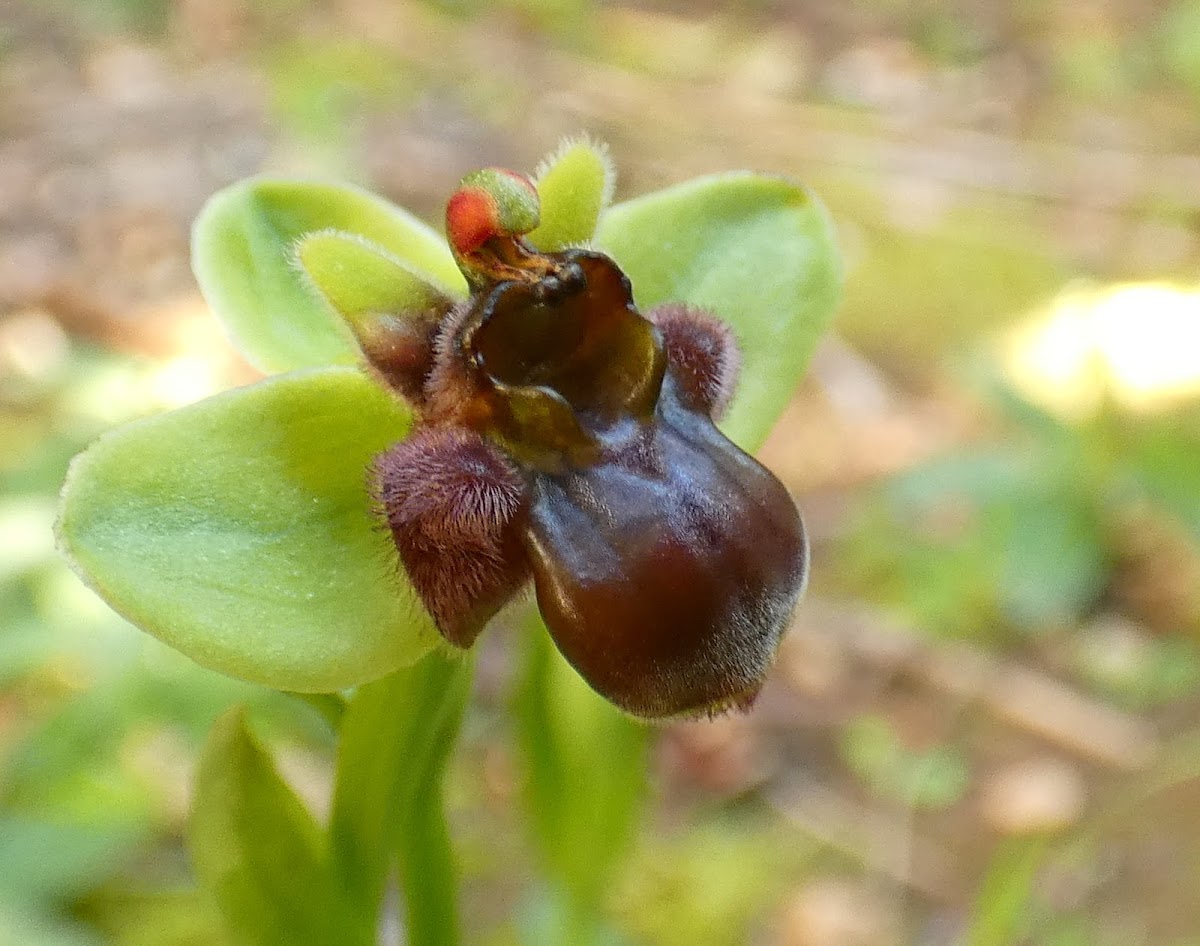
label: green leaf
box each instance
[841,714,970,810]
[0,903,103,946]
[596,172,842,450]
[1161,0,1200,98]
[192,179,466,373]
[191,709,372,946]
[1130,422,1200,541]
[885,450,1037,509]
[84,888,234,946]
[57,366,438,693]
[329,651,473,941]
[520,888,635,946]
[528,138,614,252]
[998,496,1107,629]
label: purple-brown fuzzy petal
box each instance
[647,303,740,419]
[373,426,530,646]
[355,306,447,407]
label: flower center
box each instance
[458,250,666,471]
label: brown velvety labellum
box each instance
[520,378,808,718]
[459,252,808,718]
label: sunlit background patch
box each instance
[1004,281,1200,418]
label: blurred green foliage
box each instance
[267,41,418,146]
[829,180,1069,379]
[614,819,818,946]
[840,714,971,810]
[838,381,1200,653]
[1161,0,1200,99]
[64,0,172,36]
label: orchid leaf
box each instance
[191,709,372,946]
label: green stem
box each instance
[397,780,461,946]
[329,649,475,945]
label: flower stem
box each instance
[397,779,461,946]
[329,649,475,945]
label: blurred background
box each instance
[2,0,1199,943]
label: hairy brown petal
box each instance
[373,426,530,646]
[647,302,741,419]
[355,307,445,406]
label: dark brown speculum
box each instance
[370,177,807,718]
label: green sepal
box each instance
[192,179,466,373]
[56,366,437,693]
[295,229,453,373]
[191,709,372,946]
[596,172,843,450]
[295,229,454,323]
[528,138,615,252]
